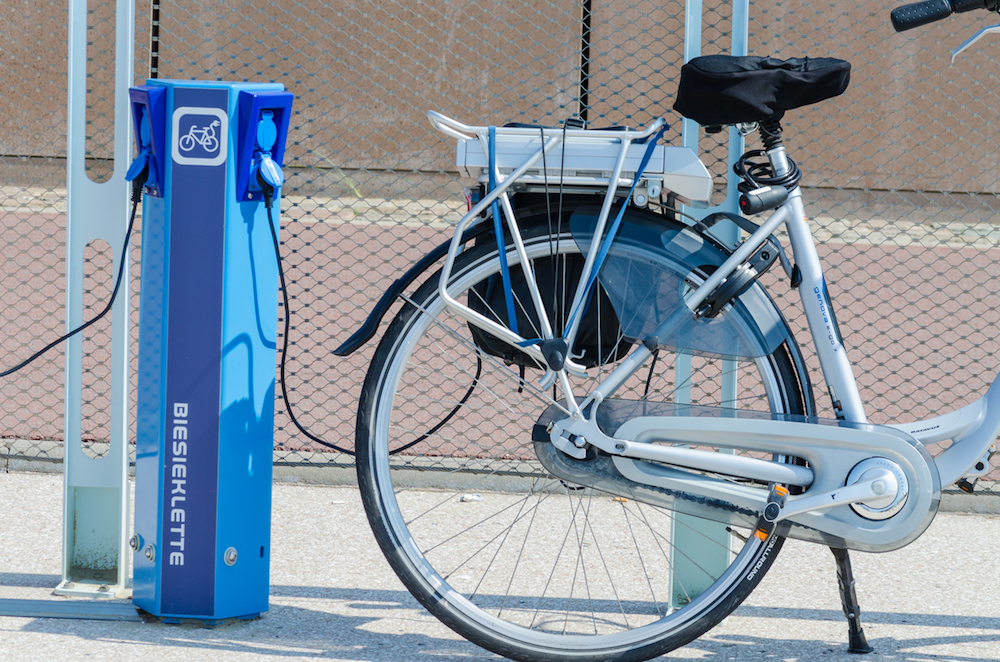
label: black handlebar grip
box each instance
[890,0,953,31]
[952,0,995,12]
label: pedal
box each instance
[963,443,996,483]
[956,445,995,493]
[754,484,789,541]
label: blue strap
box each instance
[563,125,667,334]
[488,126,519,335]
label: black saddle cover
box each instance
[673,55,851,126]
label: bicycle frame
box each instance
[429,112,1000,493]
[748,146,1000,490]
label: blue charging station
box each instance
[127,80,293,622]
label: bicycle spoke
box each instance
[564,491,598,635]
[620,500,665,618]
[422,484,560,560]
[526,488,590,630]
[634,502,682,610]
[401,293,566,411]
[581,492,632,631]
[496,491,545,620]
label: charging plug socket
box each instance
[127,85,167,197]
[255,111,285,208]
[236,90,293,203]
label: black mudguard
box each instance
[333,222,491,355]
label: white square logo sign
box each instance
[172,107,228,166]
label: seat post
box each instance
[760,119,793,180]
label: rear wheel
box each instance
[357,223,807,662]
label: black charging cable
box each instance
[259,177,354,455]
[1,168,147,379]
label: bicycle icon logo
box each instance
[178,119,220,154]
[172,107,228,166]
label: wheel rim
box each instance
[363,230,798,656]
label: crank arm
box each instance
[780,468,898,519]
[755,466,900,542]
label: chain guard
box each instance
[533,399,940,552]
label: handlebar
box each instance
[891,0,997,32]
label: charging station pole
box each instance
[128,80,292,622]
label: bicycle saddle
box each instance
[673,55,851,127]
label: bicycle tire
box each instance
[356,220,807,662]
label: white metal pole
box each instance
[58,0,135,599]
[671,0,750,609]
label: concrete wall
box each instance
[6,0,998,196]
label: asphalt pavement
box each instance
[1,470,999,662]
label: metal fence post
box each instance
[670,0,749,609]
[57,0,134,599]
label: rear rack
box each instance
[429,111,713,205]
[427,112,716,392]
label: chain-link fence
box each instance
[1,0,998,495]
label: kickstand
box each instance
[831,547,874,654]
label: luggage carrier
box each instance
[429,111,714,206]
[427,111,715,382]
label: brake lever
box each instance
[952,23,1000,62]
